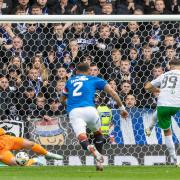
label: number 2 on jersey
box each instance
[73,82,83,96]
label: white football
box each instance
[15,152,29,166]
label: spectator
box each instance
[106,48,123,80]
[85,6,95,14]
[119,80,132,102]
[125,94,136,108]
[14,0,30,14]
[128,48,139,70]
[44,50,61,74]
[171,0,180,14]
[137,44,158,83]
[102,2,114,14]
[154,0,172,14]
[3,36,28,69]
[116,0,132,14]
[0,76,16,120]
[13,7,27,34]
[16,86,36,119]
[22,23,47,58]
[82,54,93,65]
[152,64,164,79]
[30,93,48,118]
[49,67,68,87]
[0,0,4,14]
[90,63,100,77]
[67,23,92,51]
[37,0,50,14]
[54,0,77,15]
[31,55,49,85]
[133,8,144,14]
[48,23,69,59]
[120,21,141,50]
[106,79,120,109]
[110,59,136,86]
[159,46,177,70]
[128,34,143,54]
[15,5,26,14]
[0,23,15,46]
[22,68,44,97]
[47,98,65,116]
[31,3,43,15]
[93,24,119,71]
[67,38,83,65]
[0,0,13,14]
[94,0,107,14]
[45,79,66,104]
[6,65,22,91]
[55,80,66,98]
[76,0,91,14]
[7,55,24,74]
[62,51,75,73]
[120,59,132,80]
[160,34,179,54]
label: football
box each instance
[15,152,29,166]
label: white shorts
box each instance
[69,106,101,137]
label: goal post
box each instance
[0,15,179,166]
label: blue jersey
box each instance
[63,74,107,113]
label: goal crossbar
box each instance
[0,15,180,23]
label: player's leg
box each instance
[69,107,103,164]
[92,130,104,171]
[86,107,104,171]
[163,128,179,166]
[84,107,104,162]
[26,156,47,166]
[69,109,91,150]
[12,137,63,160]
[93,130,104,155]
[145,110,157,137]
[157,106,179,166]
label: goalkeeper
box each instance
[0,128,63,166]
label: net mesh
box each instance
[0,21,179,166]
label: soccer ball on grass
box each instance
[15,152,29,166]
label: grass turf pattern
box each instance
[0,166,179,180]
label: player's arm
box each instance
[60,95,67,105]
[144,82,160,93]
[60,85,68,105]
[104,84,128,119]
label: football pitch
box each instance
[0,166,179,180]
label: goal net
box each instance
[0,15,179,166]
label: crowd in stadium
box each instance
[0,0,179,126]
[0,0,180,15]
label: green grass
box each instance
[0,166,179,180]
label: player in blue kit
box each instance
[60,63,128,170]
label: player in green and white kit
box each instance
[145,58,180,167]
